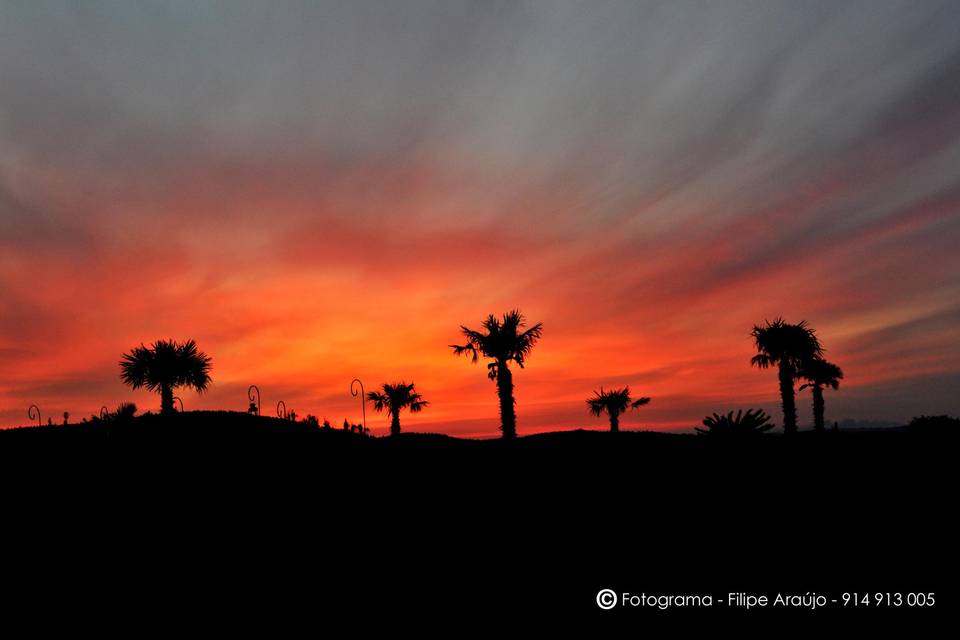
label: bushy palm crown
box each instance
[367,383,428,416]
[750,318,823,373]
[586,387,650,418]
[120,339,212,393]
[450,309,543,378]
[799,358,844,391]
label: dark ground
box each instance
[1,411,955,632]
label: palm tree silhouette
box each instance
[586,386,651,433]
[451,310,543,439]
[119,339,212,415]
[367,382,428,436]
[750,318,822,434]
[799,358,843,432]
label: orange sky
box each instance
[2,3,960,435]
[2,152,957,435]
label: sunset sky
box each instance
[2,1,959,436]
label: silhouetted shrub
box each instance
[696,409,774,437]
[907,415,959,434]
[96,402,138,424]
[116,402,137,421]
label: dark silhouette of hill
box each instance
[0,412,953,630]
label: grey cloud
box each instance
[2,1,960,430]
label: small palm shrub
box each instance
[95,402,137,423]
[696,409,774,436]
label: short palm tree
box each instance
[586,387,651,433]
[750,318,822,434]
[799,358,843,432]
[119,339,212,415]
[451,310,543,439]
[367,382,428,436]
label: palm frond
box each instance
[586,386,639,417]
[450,342,479,363]
[750,354,772,369]
[119,344,154,389]
[178,339,213,392]
[409,400,428,413]
[366,391,388,413]
[452,310,543,373]
[586,391,607,416]
[751,318,823,370]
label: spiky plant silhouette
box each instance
[696,409,773,437]
[799,358,843,432]
[586,386,651,433]
[119,339,212,415]
[750,318,822,434]
[367,382,428,436]
[451,310,543,439]
[95,402,137,423]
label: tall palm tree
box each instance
[750,318,822,434]
[586,387,651,433]
[119,339,212,415]
[451,310,543,439]
[367,382,428,436]
[799,358,843,432]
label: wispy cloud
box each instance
[2,1,959,432]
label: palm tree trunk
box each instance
[812,385,825,432]
[390,410,401,437]
[778,362,797,434]
[496,361,516,439]
[609,412,620,433]
[160,383,174,415]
